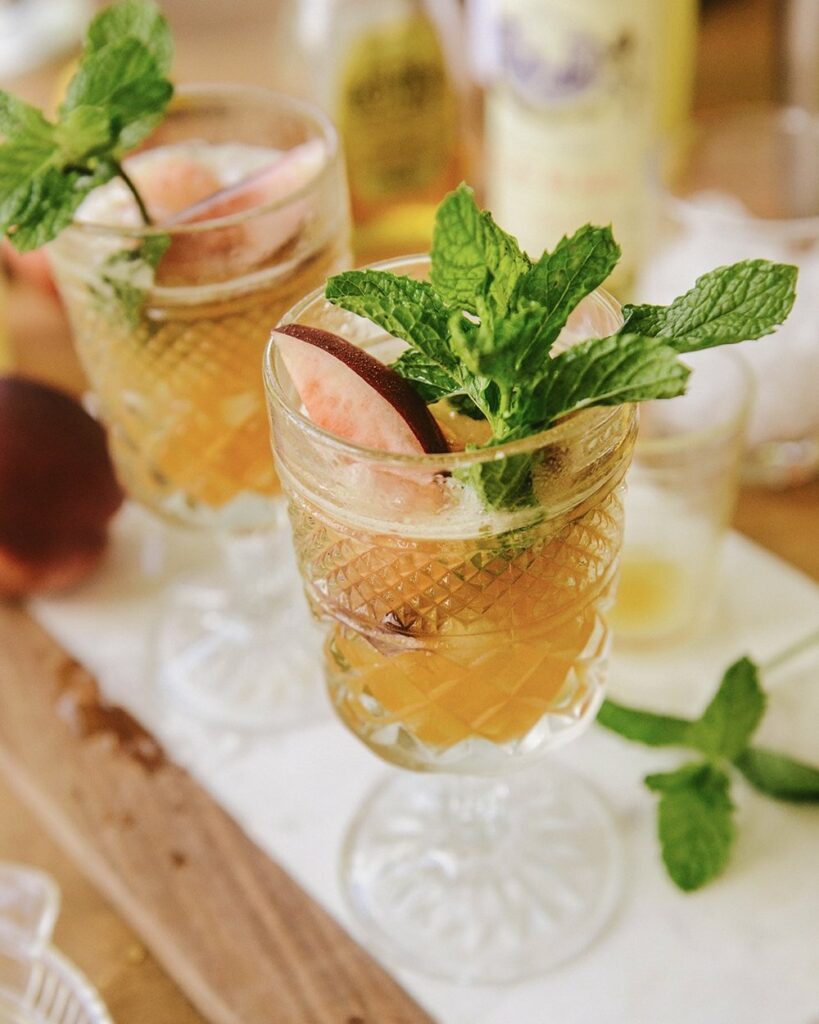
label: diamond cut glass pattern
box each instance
[290,484,625,771]
[55,244,346,526]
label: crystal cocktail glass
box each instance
[48,85,351,729]
[264,256,638,982]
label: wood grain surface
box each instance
[0,773,204,1023]
[734,483,819,582]
[0,607,434,1024]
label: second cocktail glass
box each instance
[265,257,638,982]
[48,85,351,729]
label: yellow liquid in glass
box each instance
[292,481,625,770]
[59,238,347,525]
[611,549,698,643]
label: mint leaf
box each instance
[431,183,529,316]
[599,636,819,891]
[0,131,56,229]
[0,99,57,184]
[85,0,173,75]
[623,260,798,353]
[61,36,172,156]
[95,232,169,327]
[390,350,461,404]
[530,332,690,425]
[734,747,819,804]
[446,392,485,420]
[597,699,692,747]
[514,225,620,373]
[326,269,458,372]
[445,306,482,377]
[686,657,766,760]
[456,447,537,512]
[599,659,766,761]
[1,160,115,251]
[450,298,558,390]
[646,762,735,891]
[0,93,53,141]
[55,106,114,162]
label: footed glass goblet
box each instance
[264,256,637,981]
[49,85,351,731]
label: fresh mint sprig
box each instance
[597,633,819,891]
[0,0,172,251]
[324,185,798,512]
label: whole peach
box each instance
[0,376,123,597]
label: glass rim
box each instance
[636,346,755,455]
[65,83,341,241]
[263,254,630,471]
[660,103,819,237]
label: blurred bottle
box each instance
[779,0,819,111]
[474,0,698,296]
[297,0,467,264]
[656,0,698,137]
[0,0,90,78]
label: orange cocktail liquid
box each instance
[50,131,349,527]
[59,241,343,518]
[290,465,626,769]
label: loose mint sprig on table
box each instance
[0,0,172,321]
[598,628,819,892]
[325,184,797,511]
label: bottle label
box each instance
[337,14,458,207]
[485,0,655,285]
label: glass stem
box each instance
[218,507,292,607]
[760,625,819,676]
[443,777,511,853]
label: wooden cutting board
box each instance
[0,604,435,1024]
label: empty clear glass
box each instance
[0,863,111,1024]
[612,348,753,646]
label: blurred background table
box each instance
[0,1,816,1021]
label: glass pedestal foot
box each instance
[341,762,622,984]
[154,530,324,732]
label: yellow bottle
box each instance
[656,0,698,138]
[298,0,467,264]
